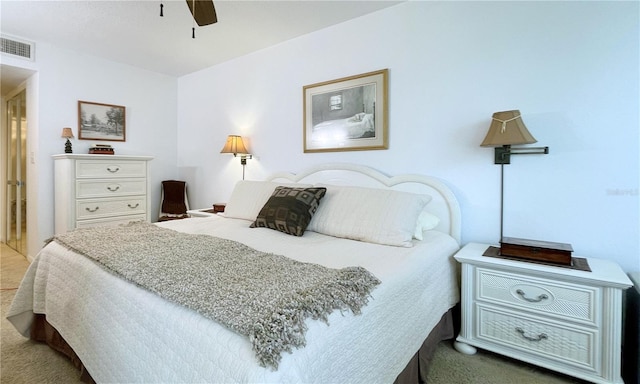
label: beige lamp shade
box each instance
[220,135,250,156]
[61,127,74,139]
[480,110,537,147]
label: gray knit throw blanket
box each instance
[47,221,381,369]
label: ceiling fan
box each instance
[160,0,218,38]
[185,0,217,26]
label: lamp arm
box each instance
[508,146,549,155]
[494,145,549,164]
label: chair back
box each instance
[159,180,190,221]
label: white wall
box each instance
[5,41,179,259]
[177,1,639,272]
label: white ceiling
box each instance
[1,0,402,96]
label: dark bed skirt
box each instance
[394,307,457,384]
[30,314,96,384]
[31,306,457,384]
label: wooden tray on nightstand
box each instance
[483,245,590,272]
[500,237,574,265]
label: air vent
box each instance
[1,35,35,61]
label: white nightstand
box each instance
[186,209,217,218]
[454,242,632,384]
[187,203,225,218]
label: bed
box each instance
[8,163,462,383]
[311,113,376,142]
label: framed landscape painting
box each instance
[78,100,126,141]
[303,69,388,153]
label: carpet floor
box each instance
[0,242,584,383]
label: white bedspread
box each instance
[8,215,459,383]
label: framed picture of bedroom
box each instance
[303,69,388,153]
[78,100,126,141]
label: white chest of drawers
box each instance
[454,242,632,384]
[53,154,153,233]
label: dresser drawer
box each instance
[476,304,598,373]
[477,268,597,324]
[76,215,147,229]
[76,179,146,198]
[76,160,147,178]
[77,196,146,220]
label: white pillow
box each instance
[307,184,432,247]
[413,211,441,240]
[224,180,311,221]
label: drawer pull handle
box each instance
[107,185,120,192]
[516,289,548,303]
[85,207,99,213]
[515,327,548,342]
[128,203,140,209]
[107,167,120,173]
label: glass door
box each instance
[5,89,27,254]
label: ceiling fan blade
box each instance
[186,0,217,26]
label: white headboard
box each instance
[266,163,461,244]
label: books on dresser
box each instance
[89,144,114,155]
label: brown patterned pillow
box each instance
[250,186,327,236]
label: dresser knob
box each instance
[515,327,548,342]
[107,185,121,192]
[106,167,120,173]
[516,289,548,303]
[128,203,140,209]
[85,207,99,213]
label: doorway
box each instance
[5,89,27,255]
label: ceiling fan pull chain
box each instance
[191,0,196,38]
[160,2,164,17]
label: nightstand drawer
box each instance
[76,179,147,198]
[77,196,146,220]
[76,160,147,178]
[476,304,598,372]
[477,268,597,324]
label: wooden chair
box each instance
[158,180,190,221]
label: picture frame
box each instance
[303,69,388,153]
[78,100,126,141]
